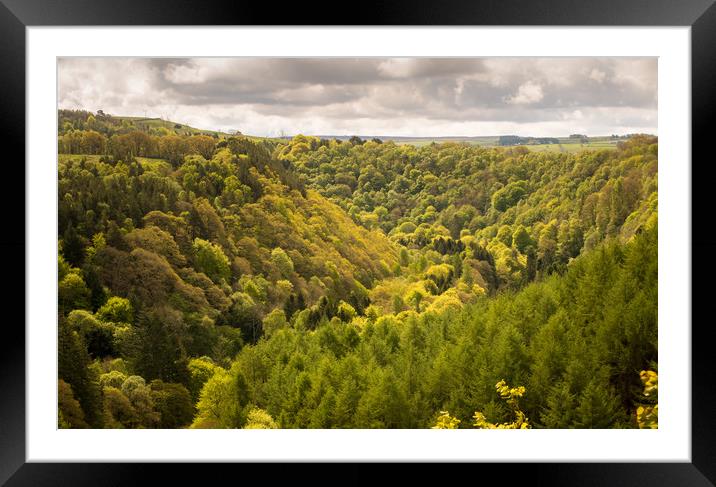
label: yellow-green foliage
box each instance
[191,368,236,429]
[287,135,658,289]
[200,226,656,429]
[636,370,658,429]
[473,380,530,429]
[424,264,455,293]
[57,111,658,430]
[433,380,530,429]
[425,288,464,314]
[244,408,280,429]
[187,357,221,402]
[432,411,461,429]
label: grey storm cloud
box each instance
[58,57,657,137]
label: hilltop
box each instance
[58,109,281,142]
[60,109,648,153]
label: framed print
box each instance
[2,0,714,484]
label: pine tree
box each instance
[58,320,103,427]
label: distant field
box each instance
[524,141,619,153]
[116,116,229,138]
[330,135,500,147]
[397,137,498,147]
[384,135,620,152]
[115,116,282,143]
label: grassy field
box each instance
[523,141,619,153]
[378,136,499,147]
[367,135,622,152]
[115,116,283,143]
[115,116,229,138]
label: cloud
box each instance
[589,68,607,83]
[58,57,657,136]
[505,81,544,105]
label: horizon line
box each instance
[57,107,658,140]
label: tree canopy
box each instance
[57,110,658,429]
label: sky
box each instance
[58,57,657,137]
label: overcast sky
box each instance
[58,57,657,137]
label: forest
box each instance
[57,109,658,429]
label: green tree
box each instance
[96,296,134,323]
[58,272,92,314]
[102,386,137,428]
[121,375,160,428]
[150,380,194,428]
[58,379,89,428]
[491,181,528,212]
[193,238,230,283]
[336,301,357,323]
[62,224,86,267]
[512,225,534,254]
[192,368,245,428]
[399,247,410,266]
[262,309,289,338]
[127,308,190,385]
[244,408,279,429]
[405,288,426,313]
[67,309,115,358]
[58,320,103,427]
[271,247,294,277]
[187,357,220,403]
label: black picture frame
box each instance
[1,0,713,484]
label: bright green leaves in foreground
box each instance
[244,408,280,429]
[433,411,461,429]
[473,380,530,429]
[636,370,658,429]
[433,380,530,429]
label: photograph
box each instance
[55,56,659,430]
